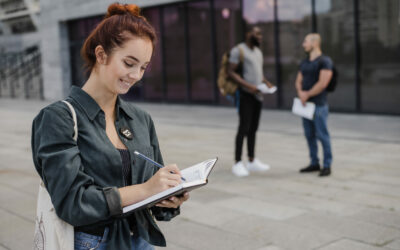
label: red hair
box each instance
[81,3,157,72]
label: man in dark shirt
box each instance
[295,33,333,177]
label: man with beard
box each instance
[296,33,333,177]
[228,25,275,177]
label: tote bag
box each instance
[33,100,77,250]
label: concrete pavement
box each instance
[0,98,399,250]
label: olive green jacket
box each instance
[31,86,179,249]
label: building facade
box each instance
[0,0,40,51]
[39,0,400,114]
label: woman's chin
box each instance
[117,88,130,95]
[115,85,132,95]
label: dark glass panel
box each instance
[359,0,400,114]
[141,8,164,100]
[278,0,312,108]
[163,4,187,101]
[188,1,214,102]
[315,0,357,111]
[214,0,243,105]
[243,0,277,108]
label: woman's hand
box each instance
[144,164,183,196]
[155,192,190,208]
[119,164,184,207]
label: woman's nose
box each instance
[128,69,140,80]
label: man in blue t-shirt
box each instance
[295,33,333,177]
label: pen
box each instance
[134,151,186,181]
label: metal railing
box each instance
[0,45,43,99]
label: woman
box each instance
[31,3,189,250]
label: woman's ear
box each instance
[95,45,108,65]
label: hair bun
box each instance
[106,3,141,18]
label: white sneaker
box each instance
[232,161,249,177]
[247,158,270,172]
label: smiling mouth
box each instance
[120,79,132,88]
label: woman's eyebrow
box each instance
[126,55,140,62]
[126,55,150,65]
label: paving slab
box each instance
[349,208,400,230]
[317,239,391,250]
[178,200,244,228]
[220,214,338,250]
[1,98,400,250]
[211,197,306,221]
[156,218,268,250]
[0,209,35,250]
[385,238,400,250]
[256,245,284,250]
[288,213,400,246]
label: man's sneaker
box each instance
[247,158,270,172]
[319,168,331,177]
[232,161,249,177]
[299,164,320,173]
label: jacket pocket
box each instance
[131,144,158,184]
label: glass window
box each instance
[315,0,357,111]
[278,0,312,109]
[214,0,243,105]
[243,0,277,108]
[141,8,164,101]
[359,0,400,114]
[69,42,85,87]
[163,4,187,102]
[68,16,102,87]
[188,1,214,102]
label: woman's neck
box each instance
[82,72,117,116]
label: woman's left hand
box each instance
[155,192,190,208]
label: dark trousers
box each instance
[235,90,262,162]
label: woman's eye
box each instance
[124,61,133,67]
[141,67,147,71]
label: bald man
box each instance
[295,33,333,177]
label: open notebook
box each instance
[123,158,218,214]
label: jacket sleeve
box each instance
[31,105,122,227]
[147,116,181,221]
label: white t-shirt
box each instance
[229,42,264,101]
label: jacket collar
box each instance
[69,86,134,121]
[116,97,134,120]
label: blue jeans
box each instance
[74,228,154,250]
[302,105,332,168]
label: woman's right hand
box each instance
[144,164,182,196]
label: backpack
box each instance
[318,56,338,93]
[326,66,338,92]
[217,47,244,97]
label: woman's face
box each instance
[98,35,153,95]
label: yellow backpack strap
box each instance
[239,47,244,63]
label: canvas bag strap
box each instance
[38,100,77,190]
[61,100,78,142]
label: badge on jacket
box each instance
[119,127,133,140]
